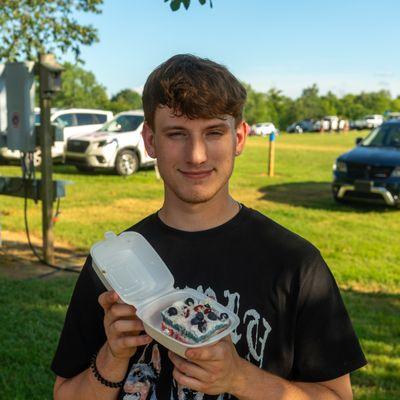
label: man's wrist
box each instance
[229,357,253,398]
[95,343,130,383]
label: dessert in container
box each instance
[90,231,240,358]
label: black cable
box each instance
[21,152,81,275]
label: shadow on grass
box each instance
[258,181,400,213]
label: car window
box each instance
[363,124,400,148]
[54,113,75,127]
[93,114,108,124]
[76,113,95,125]
[102,115,144,133]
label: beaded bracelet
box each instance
[90,352,125,389]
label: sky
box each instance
[70,0,400,99]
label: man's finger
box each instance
[115,333,153,349]
[98,290,119,311]
[168,351,209,381]
[111,319,145,335]
[172,368,204,393]
[185,342,224,362]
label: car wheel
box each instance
[75,165,95,173]
[115,149,139,176]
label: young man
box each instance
[52,54,366,400]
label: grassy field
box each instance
[0,131,399,399]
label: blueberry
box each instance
[207,312,217,321]
[198,321,207,333]
[195,312,204,320]
[190,317,200,325]
[219,312,229,320]
[184,298,195,306]
[167,307,178,316]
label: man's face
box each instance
[142,107,247,205]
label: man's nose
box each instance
[186,137,207,164]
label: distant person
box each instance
[52,54,367,400]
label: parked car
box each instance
[286,119,317,133]
[332,119,400,207]
[350,115,383,130]
[65,110,155,176]
[0,108,113,165]
[250,122,277,136]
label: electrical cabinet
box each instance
[5,62,36,152]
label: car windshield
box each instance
[101,115,144,133]
[362,124,400,148]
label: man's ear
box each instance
[235,121,249,156]
[141,122,156,158]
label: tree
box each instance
[110,89,142,113]
[165,0,213,11]
[53,62,109,109]
[0,0,103,62]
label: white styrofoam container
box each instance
[90,231,240,358]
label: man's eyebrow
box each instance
[204,123,229,130]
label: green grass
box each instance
[1,130,399,399]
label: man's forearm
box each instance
[231,359,348,400]
[54,343,129,400]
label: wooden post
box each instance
[39,55,54,264]
[268,132,276,177]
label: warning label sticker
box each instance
[11,112,20,128]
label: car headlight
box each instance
[98,138,116,147]
[391,166,400,177]
[333,160,347,172]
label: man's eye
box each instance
[207,131,223,137]
[167,132,185,138]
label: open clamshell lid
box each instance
[90,231,175,309]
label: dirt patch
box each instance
[0,230,86,280]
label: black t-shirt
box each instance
[51,205,367,399]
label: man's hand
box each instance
[168,336,244,395]
[98,290,153,361]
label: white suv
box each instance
[65,110,155,176]
[0,108,113,165]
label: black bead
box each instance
[167,307,178,316]
[207,312,218,321]
[190,317,199,325]
[184,298,195,306]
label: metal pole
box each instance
[39,54,54,264]
[268,132,275,177]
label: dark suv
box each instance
[332,120,400,207]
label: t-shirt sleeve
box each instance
[291,252,367,382]
[51,255,107,378]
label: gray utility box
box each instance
[0,64,6,147]
[2,62,36,152]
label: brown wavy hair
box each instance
[142,54,247,130]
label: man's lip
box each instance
[179,169,213,178]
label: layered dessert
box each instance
[160,297,231,344]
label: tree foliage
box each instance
[244,83,400,129]
[165,0,213,11]
[0,0,103,62]
[109,89,142,113]
[53,62,108,109]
